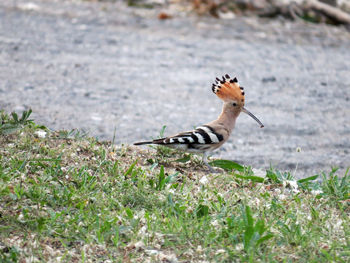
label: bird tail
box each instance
[133,141,153,145]
[133,138,165,146]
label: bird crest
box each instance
[212,74,245,103]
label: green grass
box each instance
[0,110,349,262]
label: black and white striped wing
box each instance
[157,125,224,152]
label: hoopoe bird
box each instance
[134,74,264,172]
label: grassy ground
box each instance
[0,110,349,262]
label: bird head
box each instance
[212,74,264,128]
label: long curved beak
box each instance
[242,107,264,128]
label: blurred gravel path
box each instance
[1,0,349,178]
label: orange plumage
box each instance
[212,75,245,105]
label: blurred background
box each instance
[1,0,349,178]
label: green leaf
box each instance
[266,169,280,183]
[234,174,264,183]
[243,226,254,251]
[298,175,319,184]
[209,159,244,172]
[196,204,209,218]
[159,125,167,138]
[124,161,137,177]
[0,125,21,135]
[149,162,158,170]
[156,165,165,190]
[244,206,254,227]
[167,194,174,207]
[11,112,19,122]
[164,172,179,185]
[242,207,254,250]
[256,233,273,246]
[20,109,32,122]
[175,155,191,163]
[254,219,266,235]
[310,206,319,220]
[148,178,155,188]
[125,208,134,219]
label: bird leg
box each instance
[202,152,219,173]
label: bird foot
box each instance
[205,164,221,174]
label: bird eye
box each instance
[232,103,237,106]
